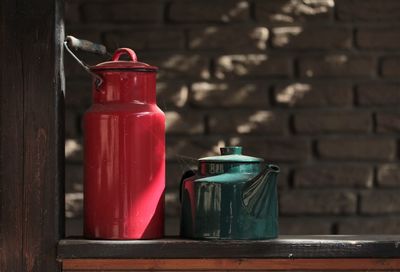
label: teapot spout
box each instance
[242,164,280,218]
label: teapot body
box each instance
[180,147,279,240]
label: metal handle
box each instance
[65,36,107,55]
[111,48,138,62]
[64,36,106,89]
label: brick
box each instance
[294,165,373,188]
[280,217,332,235]
[82,2,163,22]
[376,112,400,133]
[357,28,400,49]
[65,164,83,193]
[143,54,210,79]
[280,190,357,215]
[169,0,250,22]
[274,82,353,107]
[157,82,189,109]
[189,26,268,50]
[361,190,400,214]
[357,83,400,106]
[104,30,184,50]
[377,164,400,187]
[229,137,310,162]
[226,136,267,159]
[294,112,372,134]
[255,0,334,23]
[263,138,312,163]
[299,55,375,78]
[339,217,400,234]
[65,0,81,23]
[65,192,83,218]
[382,57,400,77]
[65,138,83,163]
[65,53,105,80]
[318,138,396,161]
[65,109,81,138]
[165,217,180,236]
[208,110,288,135]
[336,0,400,22]
[66,217,83,237]
[277,166,289,189]
[165,111,205,134]
[65,57,87,79]
[65,81,92,108]
[166,136,225,162]
[165,190,180,217]
[64,28,102,45]
[166,162,197,188]
[215,54,291,79]
[272,26,351,49]
[191,82,269,108]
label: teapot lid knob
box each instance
[220,146,242,155]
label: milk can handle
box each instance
[65,36,107,55]
[64,36,107,89]
[112,48,138,62]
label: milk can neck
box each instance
[93,71,157,104]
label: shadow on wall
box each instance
[65,0,400,236]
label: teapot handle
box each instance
[179,170,196,203]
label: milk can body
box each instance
[84,49,165,239]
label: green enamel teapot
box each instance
[180,146,280,240]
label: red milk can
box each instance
[82,47,165,239]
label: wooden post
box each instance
[0,0,64,271]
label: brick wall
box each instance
[65,0,400,236]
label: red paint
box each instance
[111,48,137,62]
[84,49,165,239]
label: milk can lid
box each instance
[91,48,158,72]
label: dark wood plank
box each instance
[0,0,25,271]
[22,0,64,270]
[62,258,400,271]
[58,236,400,259]
[0,0,64,271]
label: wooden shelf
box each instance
[58,235,400,259]
[59,236,400,271]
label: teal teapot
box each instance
[180,146,280,240]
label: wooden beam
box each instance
[62,258,400,271]
[0,0,64,271]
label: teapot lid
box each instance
[199,146,263,163]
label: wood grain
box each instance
[58,236,400,259]
[0,0,64,271]
[0,0,24,270]
[62,258,400,271]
